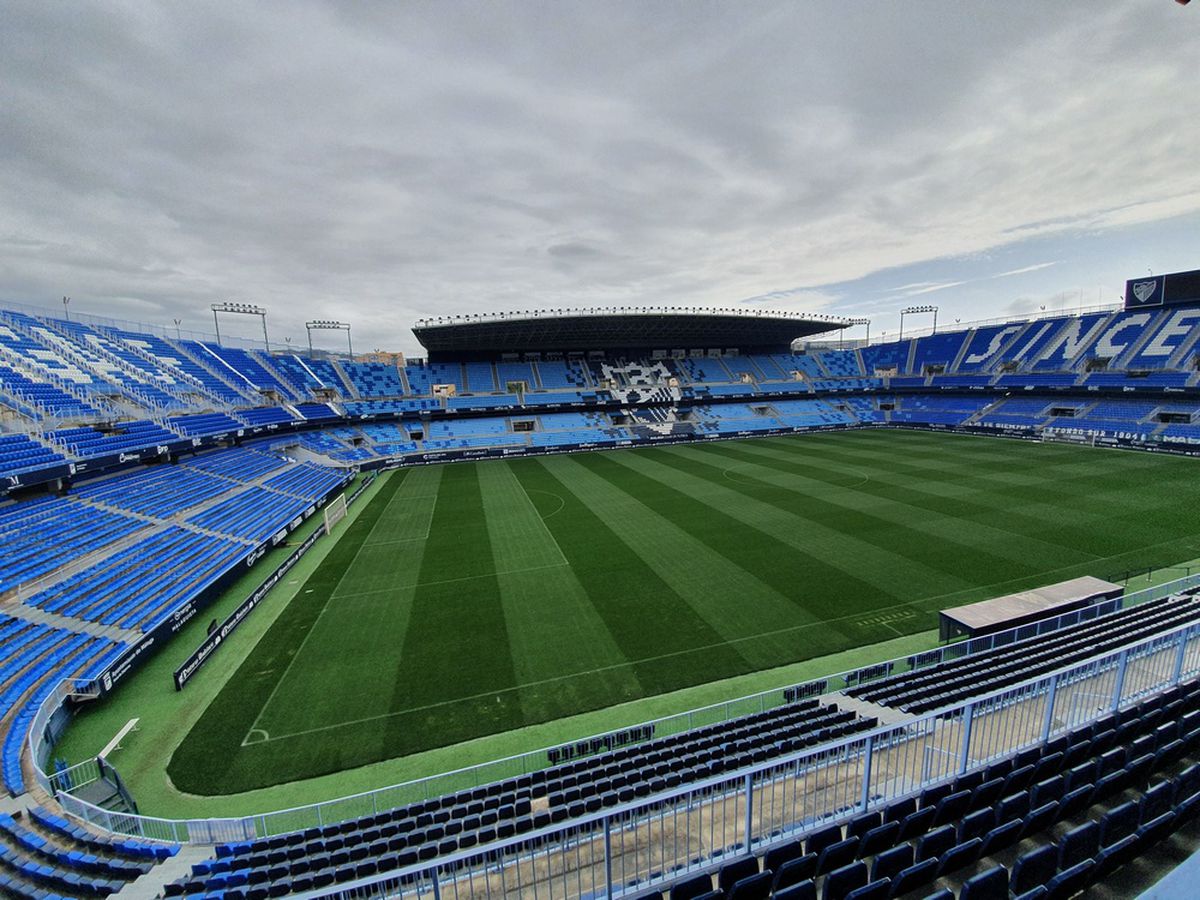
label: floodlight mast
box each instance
[305,320,353,359]
[898,305,937,341]
[845,317,870,347]
[211,302,269,351]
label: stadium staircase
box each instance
[103,331,225,408]
[4,601,135,644]
[329,359,361,399]
[161,337,259,405]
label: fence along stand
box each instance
[1172,628,1191,684]
[1040,675,1059,742]
[603,816,614,900]
[958,703,975,775]
[743,773,754,852]
[1111,649,1129,711]
[860,736,874,812]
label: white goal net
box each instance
[323,493,348,535]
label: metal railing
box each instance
[30,573,1200,848]
[292,611,1200,898]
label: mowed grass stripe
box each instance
[168,431,1200,795]
[166,468,409,792]
[520,457,753,695]
[548,453,826,674]
[694,440,1098,575]
[741,434,1200,579]
[617,445,970,605]
[477,461,642,717]
[752,432,1122,512]
[728,437,1118,556]
[747,434,1200,556]
[388,464,522,715]
[255,467,442,737]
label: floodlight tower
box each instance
[899,305,937,341]
[845,316,871,347]
[211,302,269,351]
[305,320,353,359]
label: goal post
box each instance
[323,493,348,535]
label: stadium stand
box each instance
[847,594,1200,713]
[161,589,1200,899]
[7,298,1200,897]
[535,357,590,389]
[0,499,144,593]
[106,327,250,405]
[340,361,405,398]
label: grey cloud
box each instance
[0,0,1198,354]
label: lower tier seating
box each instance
[846,594,1200,714]
[168,701,875,896]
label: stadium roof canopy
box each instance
[412,307,849,356]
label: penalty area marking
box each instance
[523,488,566,522]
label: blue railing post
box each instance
[958,704,975,774]
[1112,649,1129,710]
[1041,676,1059,741]
[860,736,874,811]
[1172,629,1190,684]
[743,773,754,851]
[604,816,614,900]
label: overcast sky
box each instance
[2,1,1198,354]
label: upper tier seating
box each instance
[238,406,297,427]
[494,361,535,390]
[534,359,589,389]
[295,402,340,421]
[815,350,863,377]
[463,361,497,392]
[340,362,405,398]
[860,341,912,375]
[910,332,969,373]
[167,411,245,437]
[184,343,302,402]
[0,362,98,420]
[107,328,248,404]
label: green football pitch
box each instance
[169,429,1200,794]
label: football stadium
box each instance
[5,3,1200,899]
[0,276,1199,899]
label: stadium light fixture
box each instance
[845,316,870,347]
[61,296,70,322]
[899,304,938,340]
[305,320,353,359]
[211,301,269,350]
